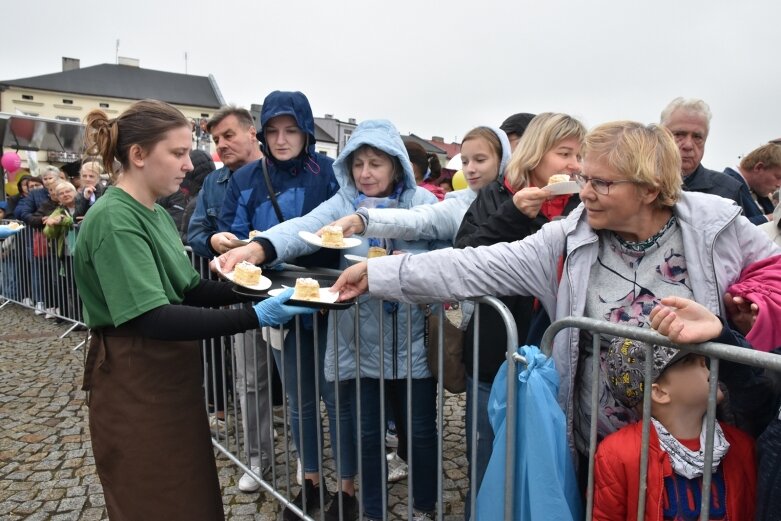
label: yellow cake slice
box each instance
[321,225,345,247]
[233,261,262,286]
[293,278,321,301]
[367,246,387,258]
[547,174,571,185]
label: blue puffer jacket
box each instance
[14,187,52,225]
[218,91,340,268]
[259,119,438,381]
[187,165,231,258]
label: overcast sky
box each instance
[3,0,779,169]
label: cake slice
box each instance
[367,246,387,258]
[233,261,262,286]
[321,225,345,247]
[293,278,321,301]
[547,174,571,185]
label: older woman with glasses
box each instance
[333,120,781,456]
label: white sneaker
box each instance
[34,302,45,315]
[386,451,408,482]
[296,457,303,485]
[22,297,33,307]
[238,466,263,493]
[385,430,398,449]
[208,414,233,435]
[44,307,57,319]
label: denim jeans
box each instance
[464,376,494,521]
[272,317,356,478]
[234,327,272,468]
[350,377,437,518]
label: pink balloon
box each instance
[1,152,21,174]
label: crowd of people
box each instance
[1,92,781,521]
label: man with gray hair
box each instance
[186,105,272,494]
[660,97,743,205]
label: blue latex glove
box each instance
[253,287,312,327]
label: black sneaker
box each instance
[324,491,358,521]
[282,478,330,521]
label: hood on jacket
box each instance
[774,200,781,228]
[493,126,513,183]
[332,119,418,204]
[258,91,317,159]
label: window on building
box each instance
[22,111,38,117]
[99,103,110,108]
[21,94,33,100]
[201,113,209,118]
[343,130,352,147]
[56,116,80,122]
[62,99,73,105]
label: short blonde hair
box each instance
[504,113,586,190]
[54,181,77,195]
[740,143,781,171]
[80,160,104,176]
[583,121,682,208]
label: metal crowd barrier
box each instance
[6,235,776,521]
[187,249,521,520]
[540,317,781,521]
[0,221,87,345]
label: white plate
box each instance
[212,259,272,291]
[543,181,580,195]
[298,230,362,250]
[344,254,367,264]
[0,223,25,232]
[269,286,340,304]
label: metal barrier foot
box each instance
[59,321,82,339]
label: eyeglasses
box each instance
[574,173,635,195]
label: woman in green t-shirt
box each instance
[75,99,309,521]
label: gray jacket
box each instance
[367,191,781,449]
[759,203,781,247]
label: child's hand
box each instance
[723,292,758,336]
[649,296,722,344]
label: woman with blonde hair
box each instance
[334,121,780,461]
[78,159,105,205]
[453,113,585,518]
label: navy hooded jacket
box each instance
[218,91,340,268]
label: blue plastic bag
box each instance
[476,345,582,521]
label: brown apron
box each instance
[83,326,224,521]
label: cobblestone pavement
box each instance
[0,302,470,520]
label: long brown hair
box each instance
[84,99,190,181]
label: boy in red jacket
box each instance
[593,306,756,520]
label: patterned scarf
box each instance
[651,417,730,479]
